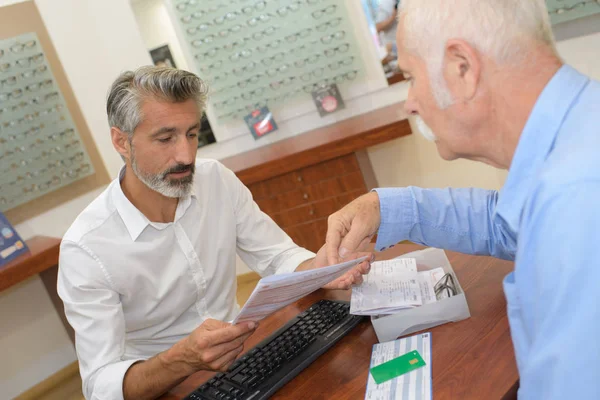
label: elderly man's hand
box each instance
[325,192,381,267]
[311,243,373,290]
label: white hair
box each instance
[398,0,557,108]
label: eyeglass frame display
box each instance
[170,0,364,121]
[0,31,95,212]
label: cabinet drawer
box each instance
[284,218,328,253]
[272,189,367,229]
[297,154,360,186]
[246,154,360,200]
[247,170,304,200]
[256,170,367,215]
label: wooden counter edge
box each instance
[222,115,411,186]
[0,235,61,292]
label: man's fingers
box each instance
[201,318,230,331]
[210,344,245,372]
[353,271,364,285]
[357,260,371,274]
[325,214,345,266]
[202,330,254,363]
[206,322,256,346]
[357,236,373,252]
[338,223,371,260]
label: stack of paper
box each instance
[351,258,446,316]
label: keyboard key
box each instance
[230,373,248,385]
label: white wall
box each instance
[0,0,599,396]
[131,0,189,71]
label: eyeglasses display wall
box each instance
[546,0,600,24]
[0,32,95,212]
[169,0,364,121]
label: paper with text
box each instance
[351,260,448,315]
[351,258,422,315]
[233,256,368,324]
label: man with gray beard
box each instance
[325,0,599,398]
[58,67,370,400]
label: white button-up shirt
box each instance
[58,159,315,400]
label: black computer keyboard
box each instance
[184,299,365,400]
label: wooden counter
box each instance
[221,103,411,252]
[162,244,518,400]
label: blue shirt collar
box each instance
[495,65,590,233]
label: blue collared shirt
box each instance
[374,65,600,399]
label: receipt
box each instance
[351,258,422,315]
[351,260,448,315]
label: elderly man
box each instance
[58,67,369,400]
[326,0,599,398]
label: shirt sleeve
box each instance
[217,163,315,276]
[58,240,144,400]
[374,187,516,260]
[516,183,600,399]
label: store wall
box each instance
[0,0,598,396]
[131,0,190,71]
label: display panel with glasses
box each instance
[546,0,600,24]
[169,0,364,121]
[0,32,95,211]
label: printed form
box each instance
[233,256,368,324]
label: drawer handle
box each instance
[297,176,303,182]
[303,193,309,200]
[309,209,315,216]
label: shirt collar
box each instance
[112,166,196,241]
[495,65,590,232]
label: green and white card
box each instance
[365,332,432,400]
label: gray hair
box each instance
[398,0,559,108]
[106,66,209,135]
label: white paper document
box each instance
[351,258,421,315]
[365,332,432,400]
[233,256,368,324]
[351,258,447,315]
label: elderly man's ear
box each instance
[444,39,481,102]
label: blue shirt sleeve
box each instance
[515,183,600,399]
[373,187,516,260]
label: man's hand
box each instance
[295,244,373,290]
[124,319,257,399]
[316,243,373,290]
[168,319,257,374]
[325,192,381,267]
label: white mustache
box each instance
[414,115,438,142]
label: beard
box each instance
[414,115,438,142]
[130,148,195,198]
